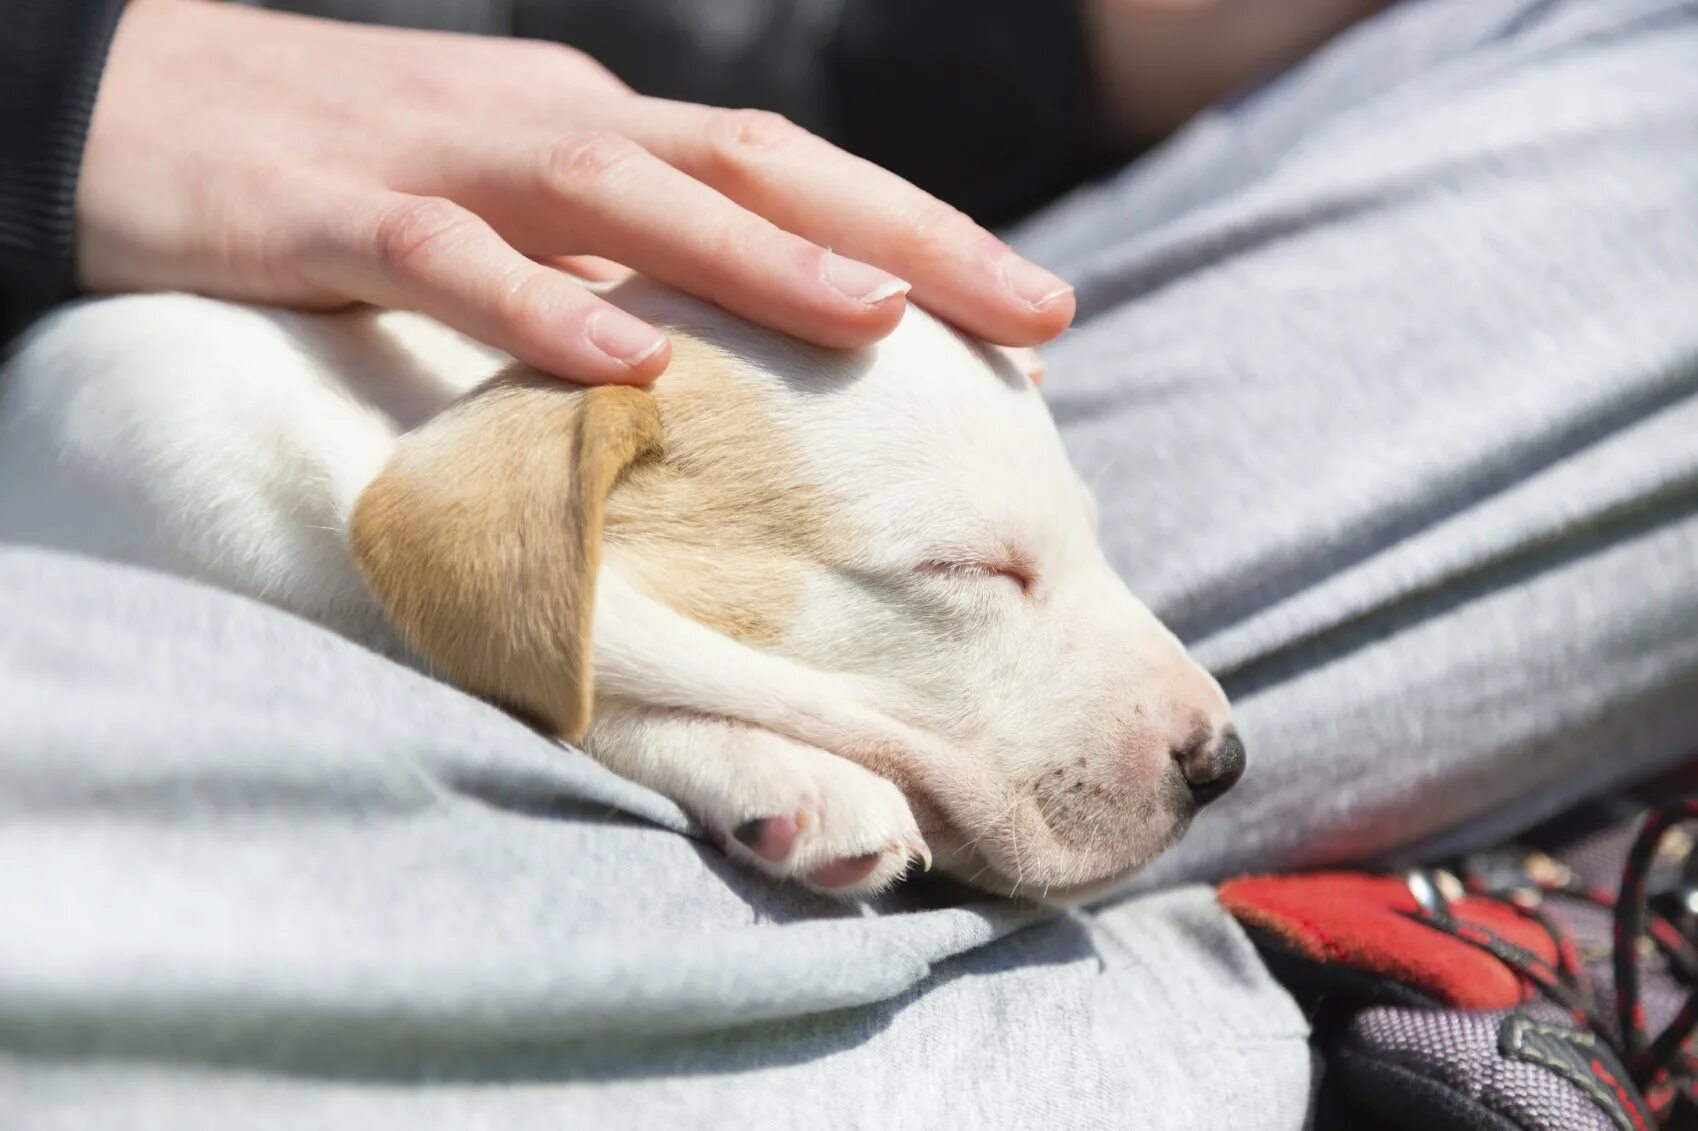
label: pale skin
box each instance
[1083,0,1391,146]
[77,0,1383,388]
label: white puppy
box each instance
[0,281,1243,899]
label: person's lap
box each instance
[0,545,1312,1129]
[1014,0,1698,891]
[7,0,1697,1126]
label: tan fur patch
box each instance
[350,373,662,742]
[603,332,853,648]
[350,332,853,741]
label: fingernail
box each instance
[1001,254,1073,311]
[823,252,910,307]
[587,309,667,367]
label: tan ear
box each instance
[350,370,663,741]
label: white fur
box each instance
[0,286,1235,900]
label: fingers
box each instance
[307,191,670,384]
[619,103,1076,348]
[364,99,1074,358]
[448,130,912,350]
[548,254,633,284]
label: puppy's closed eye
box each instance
[916,559,1034,596]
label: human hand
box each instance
[79,0,1076,384]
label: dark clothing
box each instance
[260,0,1093,223]
[0,0,1092,347]
[502,0,1094,224]
[0,0,127,345]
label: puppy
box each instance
[0,280,1243,899]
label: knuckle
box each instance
[491,271,561,339]
[904,199,977,262]
[697,212,774,261]
[711,108,798,150]
[701,108,801,179]
[540,130,643,192]
[373,197,468,275]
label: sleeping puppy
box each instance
[0,280,1244,900]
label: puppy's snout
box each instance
[1172,727,1245,807]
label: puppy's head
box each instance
[353,280,1241,900]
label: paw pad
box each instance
[732,815,799,862]
[807,852,884,889]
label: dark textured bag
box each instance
[1220,769,1698,1130]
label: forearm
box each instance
[0,0,129,345]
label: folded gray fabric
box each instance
[0,547,1309,1129]
[1017,0,1698,892]
[5,0,1698,1126]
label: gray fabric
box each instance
[5,0,1698,1127]
[0,548,1308,1129]
[1012,0,1698,892]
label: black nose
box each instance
[1173,728,1246,807]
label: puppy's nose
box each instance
[1172,728,1246,807]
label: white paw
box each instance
[711,728,928,896]
[587,712,929,897]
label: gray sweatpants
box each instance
[5,0,1697,1128]
[1028,0,1698,889]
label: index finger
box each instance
[618,102,1076,348]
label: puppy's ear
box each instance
[350,369,662,741]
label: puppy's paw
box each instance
[709,731,928,896]
[587,710,928,897]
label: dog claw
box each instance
[883,841,931,874]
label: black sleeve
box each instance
[0,0,128,346]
